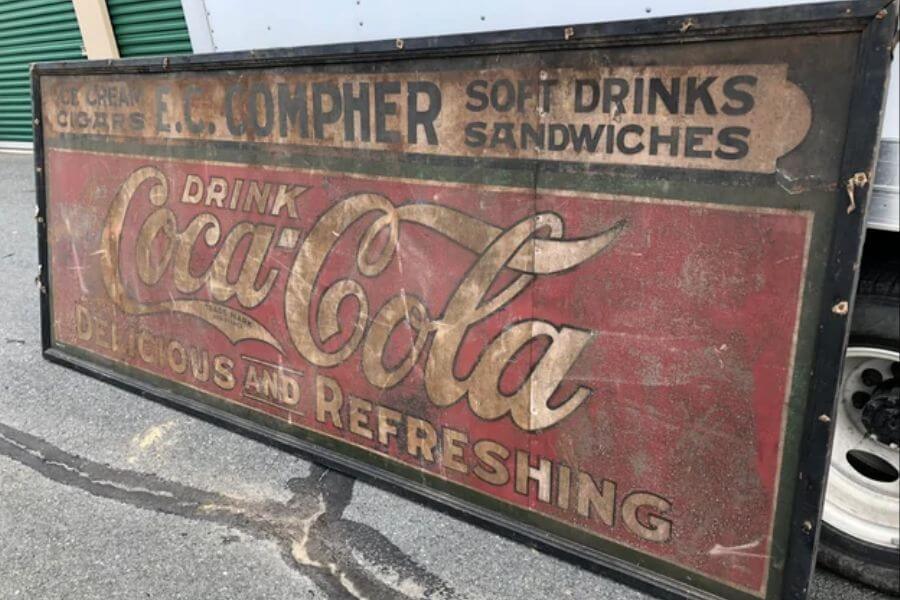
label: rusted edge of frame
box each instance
[780,1,898,598]
[30,1,886,76]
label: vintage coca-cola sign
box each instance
[33,3,896,599]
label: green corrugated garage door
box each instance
[107,0,192,58]
[0,0,84,143]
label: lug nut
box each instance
[852,391,871,409]
[861,368,883,387]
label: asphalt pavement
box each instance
[0,151,892,600]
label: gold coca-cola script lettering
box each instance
[101,167,627,430]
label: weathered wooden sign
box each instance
[33,2,896,599]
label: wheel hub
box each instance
[860,381,900,446]
[823,346,900,549]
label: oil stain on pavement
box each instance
[0,421,456,600]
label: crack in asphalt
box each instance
[0,421,459,600]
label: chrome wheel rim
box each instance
[823,346,900,549]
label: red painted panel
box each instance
[46,149,809,593]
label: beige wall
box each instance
[72,0,119,60]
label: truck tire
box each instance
[819,255,900,594]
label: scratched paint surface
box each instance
[45,148,810,594]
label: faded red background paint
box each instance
[46,149,809,593]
